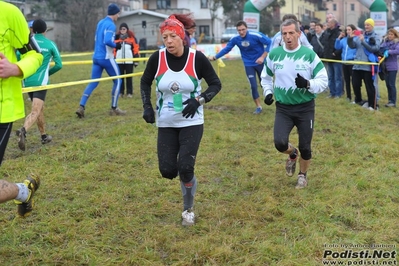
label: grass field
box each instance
[0,57,398,265]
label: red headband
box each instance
[159,15,185,40]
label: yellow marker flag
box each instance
[217,58,225,67]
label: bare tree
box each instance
[208,0,223,43]
[46,0,107,51]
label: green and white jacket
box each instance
[261,44,328,105]
[24,33,62,87]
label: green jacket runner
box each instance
[24,33,62,87]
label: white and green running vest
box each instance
[155,48,204,128]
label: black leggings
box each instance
[157,125,203,183]
[273,100,315,160]
[0,123,13,165]
[342,64,353,100]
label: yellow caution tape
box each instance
[60,50,157,57]
[22,72,143,93]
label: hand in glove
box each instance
[295,73,309,89]
[384,50,389,58]
[264,94,274,105]
[182,98,200,118]
[142,105,155,123]
[115,42,122,50]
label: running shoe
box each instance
[109,107,127,116]
[285,156,297,177]
[76,106,85,118]
[41,134,53,144]
[16,127,26,151]
[295,174,308,189]
[182,208,195,226]
[253,107,263,114]
[14,174,41,217]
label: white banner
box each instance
[196,44,241,59]
[370,12,387,39]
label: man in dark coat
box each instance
[321,19,343,98]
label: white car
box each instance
[221,27,237,43]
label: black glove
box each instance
[115,42,122,50]
[142,105,155,123]
[295,73,308,89]
[182,98,200,119]
[264,94,274,105]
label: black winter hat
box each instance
[108,3,120,15]
[32,19,47,34]
[119,23,129,30]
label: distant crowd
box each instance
[297,13,399,110]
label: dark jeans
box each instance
[327,62,343,97]
[342,64,353,100]
[118,64,134,95]
[352,70,376,108]
[385,70,397,104]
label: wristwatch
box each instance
[306,81,310,89]
[197,97,205,105]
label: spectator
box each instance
[303,25,310,36]
[326,12,335,22]
[321,19,342,98]
[185,23,197,48]
[380,28,399,107]
[334,24,357,102]
[307,21,316,42]
[114,22,139,98]
[208,20,272,114]
[348,18,380,110]
[310,23,325,58]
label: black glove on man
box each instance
[182,98,200,118]
[264,94,274,105]
[142,105,155,123]
[295,73,309,89]
[115,42,122,50]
